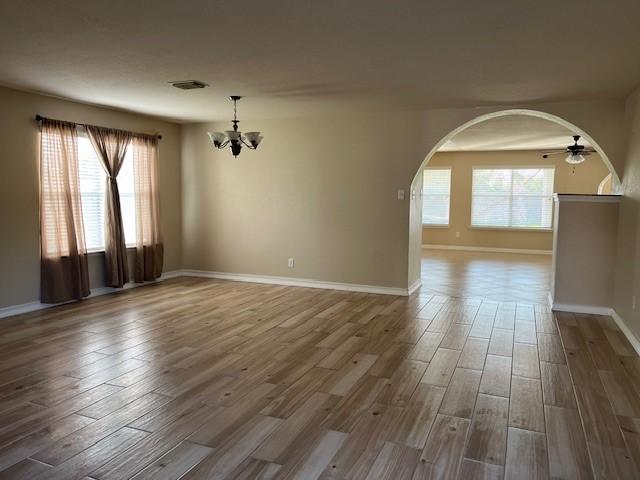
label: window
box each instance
[422,168,451,225]
[78,135,136,251]
[471,167,555,230]
[117,150,136,247]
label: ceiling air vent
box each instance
[169,80,209,90]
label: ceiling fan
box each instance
[541,135,596,165]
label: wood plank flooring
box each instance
[421,249,551,304]
[0,276,638,479]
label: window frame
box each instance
[422,167,452,227]
[469,165,555,232]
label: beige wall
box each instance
[422,150,610,250]
[614,87,640,339]
[181,112,426,289]
[553,197,619,308]
[181,102,627,292]
[0,86,182,308]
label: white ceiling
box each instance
[439,115,592,151]
[1,0,639,122]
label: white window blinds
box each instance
[117,151,136,247]
[78,135,136,251]
[471,167,555,229]
[78,136,104,251]
[422,168,451,225]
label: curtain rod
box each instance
[34,115,162,140]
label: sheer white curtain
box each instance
[132,135,163,282]
[39,119,90,303]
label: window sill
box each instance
[422,224,450,229]
[468,226,553,233]
[87,245,136,255]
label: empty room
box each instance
[420,114,613,305]
[0,1,639,479]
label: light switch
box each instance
[397,189,405,200]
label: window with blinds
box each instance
[117,150,136,247]
[422,168,451,225]
[78,135,136,251]
[471,167,555,230]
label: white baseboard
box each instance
[0,301,44,319]
[422,244,552,255]
[408,279,422,296]
[180,269,409,296]
[550,303,613,316]
[547,291,615,315]
[549,294,640,356]
[611,310,640,356]
[0,268,415,320]
[0,270,182,319]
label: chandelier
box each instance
[207,96,263,157]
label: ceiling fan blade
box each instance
[541,151,567,157]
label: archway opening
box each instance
[408,109,618,303]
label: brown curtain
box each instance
[132,135,164,282]
[85,126,134,287]
[39,119,90,303]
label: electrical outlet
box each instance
[288,258,295,268]
[456,231,461,238]
[397,189,405,200]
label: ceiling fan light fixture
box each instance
[542,135,594,167]
[566,153,586,165]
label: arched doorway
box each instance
[407,109,619,296]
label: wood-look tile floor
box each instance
[421,249,552,304]
[0,276,638,479]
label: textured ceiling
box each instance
[439,115,591,151]
[1,0,639,122]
